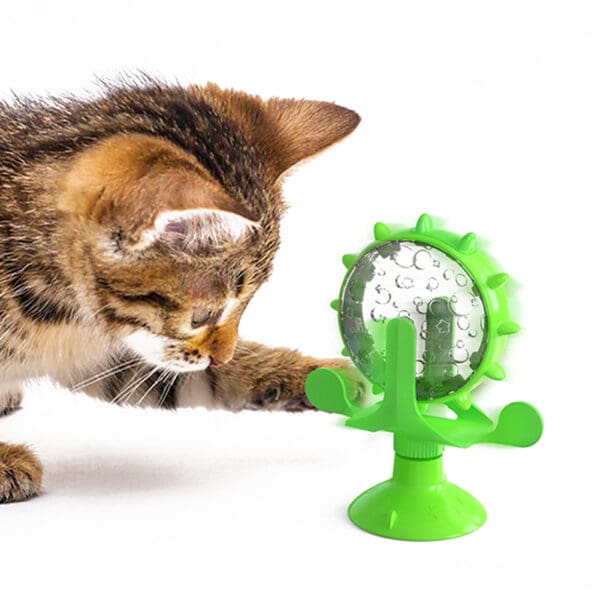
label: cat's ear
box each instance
[141,207,257,251]
[260,98,361,177]
[199,84,360,179]
[127,179,258,252]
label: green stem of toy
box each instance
[381,318,447,443]
[422,297,454,396]
[384,318,418,424]
[394,435,444,460]
[392,454,444,486]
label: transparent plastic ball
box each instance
[339,240,488,400]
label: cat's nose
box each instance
[186,321,238,366]
[209,356,224,368]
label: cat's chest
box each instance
[2,323,114,383]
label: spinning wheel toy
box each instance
[305,214,543,541]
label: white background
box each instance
[1,1,598,598]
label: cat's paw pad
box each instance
[251,384,312,411]
[250,375,315,413]
[0,444,43,503]
[253,386,282,407]
[281,387,317,412]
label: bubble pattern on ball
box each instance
[339,240,488,400]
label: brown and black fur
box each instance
[0,77,360,503]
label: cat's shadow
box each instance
[44,453,305,497]
[45,456,198,496]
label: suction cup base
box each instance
[348,454,486,541]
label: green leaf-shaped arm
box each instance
[305,367,365,417]
[481,402,544,447]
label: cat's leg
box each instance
[178,340,363,412]
[0,388,23,417]
[68,344,360,412]
[0,385,42,503]
[0,443,43,503]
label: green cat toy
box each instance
[305,214,543,541]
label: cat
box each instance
[0,78,361,503]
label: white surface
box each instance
[1,1,599,598]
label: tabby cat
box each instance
[0,79,360,503]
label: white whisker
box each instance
[71,357,143,391]
[136,369,167,407]
[116,365,160,406]
[157,371,179,407]
[110,364,150,405]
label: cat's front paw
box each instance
[250,357,364,413]
[251,381,315,412]
[0,391,23,417]
[0,443,43,503]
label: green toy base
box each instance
[347,454,487,541]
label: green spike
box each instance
[341,347,350,357]
[458,232,477,254]
[342,254,358,269]
[455,393,472,410]
[372,384,383,395]
[373,222,392,241]
[486,364,506,381]
[487,272,510,289]
[498,321,521,336]
[330,299,340,311]
[388,510,398,530]
[415,213,433,233]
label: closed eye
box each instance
[94,274,180,311]
[191,307,222,329]
[118,291,180,311]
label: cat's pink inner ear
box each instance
[261,98,361,177]
[142,208,258,250]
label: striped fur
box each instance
[0,77,360,502]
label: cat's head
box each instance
[59,84,360,372]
